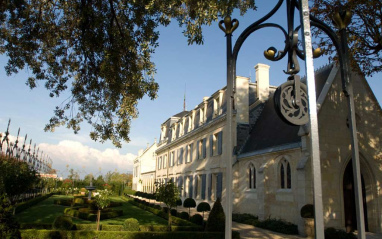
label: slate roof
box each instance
[240,64,334,155]
[173,111,189,118]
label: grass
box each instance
[15,195,168,226]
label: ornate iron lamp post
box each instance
[220,0,365,238]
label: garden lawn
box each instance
[15,195,73,224]
[15,195,167,226]
[71,196,168,225]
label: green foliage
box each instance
[52,215,73,230]
[255,218,298,235]
[73,198,85,205]
[205,198,225,232]
[179,212,190,220]
[123,218,140,231]
[196,202,211,219]
[53,199,73,206]
[20,229,227,239]
[155,180,180,228]
[232,213,258,224]
[0,0,256,147]
[15,194,52,214]
[0,194,21,239]
[190,214,204,226]
[311,0,382,77]
[64,207,123,221]
[183,198,196,208]
[170,209,177,217]
[300,204,314,218]
[94,190,112,210]
[176,198,182,206]
[324,227,356,239]
[0,156,40,205]
[20,223,52,230]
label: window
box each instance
[248,163,256,189]
[197,139,206,159]
[163,155,167,169]
[200,108,204,124]
[280,159,291,189]
[186,144,193,163]
[213,98,219,117]
[158,156,162,169]
[210,131,223,156]
[170,151,175,167]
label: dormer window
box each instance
[200,108,204,124]
[213,98,219,117]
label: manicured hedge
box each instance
[64,207,123,221]
[20,230,230,239]
[20,223,52,230]
[54,198,73,206]
[129,200,195,227]
[15,193,53,214]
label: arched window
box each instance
[248,163,256,189]
[280,159,291,189]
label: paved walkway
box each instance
[232,222,305,239]
[130,196,382,239]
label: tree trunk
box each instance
[96,209,101,231]
[168,209,172,231]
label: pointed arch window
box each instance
[280,159,291,189]
[248,163,256,189]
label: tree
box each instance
[183,198,196,217]
[93,189,112,231]
[205,197,225,232]
[154,180,180,230]
[0,0,255,147]
[197,202,211,220]
[0,155,40,213]
[311,0,382,76]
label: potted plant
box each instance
[300,204,314,238]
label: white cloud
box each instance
[38,140,136,178]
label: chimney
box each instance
[255,63,270,102]
[235,76,250,124]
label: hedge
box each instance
[64,207,123,221]
[128,200,195,227]
[20,230,231,239]
[20,223,52,230]
[15,193,53,214]
[53,199,73,206]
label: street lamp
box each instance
[220,0,364,238]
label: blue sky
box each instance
[1,1,381,179]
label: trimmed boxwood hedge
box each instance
[20,230,230,239]
[15,193,53,214]
[20,223,52,230]
[128,200,195,226]
[64,207,123,221]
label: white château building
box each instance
[133,63,382,235]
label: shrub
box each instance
[52,216,73,230]
[179,211,190,220]
[197,202,211,219]
[232,213,258,224]
[300,204,314,218]
[205,198,225,232]
[163,207,169,214]
[324,227,356,239]
[73,198,84,205]
[170,209,178,217]
[183,198,196,215]
[123,218,140,231]
[176,198,182,207]
[190,214,204,226]
[256,218,298,235]
[15,194,53,214]
[53,199,73,206]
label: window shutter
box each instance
[195,176,198,198]
[180,148,183,164]
[217,172,223,200]
[190,143,193,162]
[210,135,213,156]
[201,174,206,200]
[208,174,212,200]
[203,138,207,159]
[196,141,199,159]
[185,146,188,163]
[189,176,193,198]
[177,149,180,165]
[218,131,223,155]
